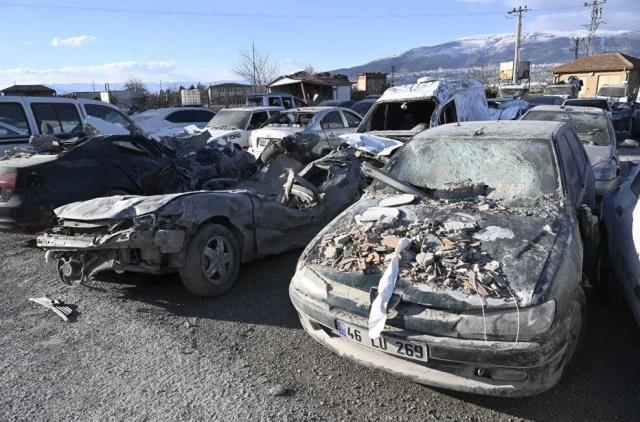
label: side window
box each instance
[342,110,362,128]
[268,97,282,107]
[556,134,581,204]
[282,97,293,109]
[0,103,31,140]
[84,104,130,128]
[320,111,345,129]
[438,100,458,125]
[564,131,587,183]
[166,110,212,123]
[248,112,268,129]
[31,103,82,135]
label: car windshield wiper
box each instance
[361,162,430,198]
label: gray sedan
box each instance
[248,106,362,161]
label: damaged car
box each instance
[248,107,362,161]
[290,121,596,397]
[37,149,365,296]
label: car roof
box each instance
[563,98,608,104]
[528,105,606,114]
[221,106,283,112]
[419,120,565,140]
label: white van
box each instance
[0,96,135,153]
[246,93,306,109]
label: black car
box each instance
[0,135,185,231]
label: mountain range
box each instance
[331,30,640,81]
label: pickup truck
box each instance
[0,96,135,153]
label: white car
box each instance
[0,96,135,153]
[599,163,640,326]
[521,105,620,198]
[202,106,282,149]
[131,107,216,138]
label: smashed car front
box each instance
[290,131,584,396]
[37,194,192,285]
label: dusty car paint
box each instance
[37,149,365,295]
[290,121,596,397]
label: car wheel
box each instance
[563,292,587,375]
[179,223,240,296]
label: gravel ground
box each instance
[1,232,639,421]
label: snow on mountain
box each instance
[331,31,640,79]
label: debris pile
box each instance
[314,215,511,298]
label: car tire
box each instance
[179,223,240,297]
[562,289,587,376]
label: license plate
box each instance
[335,320,428,362]
[258,138,271,146]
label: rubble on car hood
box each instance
[307,184,565,310]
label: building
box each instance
[1,84,56,97]
[553,52,640,98]
[100,90,144,110]
[180,87,202,106]
[208,82,257,106]
[267,72,351,103]
[355,72,388,94]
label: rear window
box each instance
[359,100,437,132]
[0,102,31,140]
[166,110,214,123]
[31,103,82,135]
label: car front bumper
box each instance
[290,285,570,397]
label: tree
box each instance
[233,45,280,89]
[124,78,148,95]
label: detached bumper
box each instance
[290,285,569,397]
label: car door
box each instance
[608,169,640,320]
[319,110,348,150]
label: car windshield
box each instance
[264,111,315,127]
[522,110,610,146]
[563,100,609,111]
[358,99,437,132]
[372,137,559,206]
[499,88,525,97]
[544,86,574,95]
[206,110,251,130]
[597,86,627,98]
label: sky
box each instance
[0,0,638,88]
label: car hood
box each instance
[582,144,613,166]
[304,196,567,311]
[53,192,204,221]
[205,128,243,139]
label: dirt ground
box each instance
[1,231,639,421]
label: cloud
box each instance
[51,35,95,48]
[23,41,33,46]
[0,61,239,87]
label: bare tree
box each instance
[302,65,316,76]
[234,45,280,89]
[124,78,148,95]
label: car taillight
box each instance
[0,172,18,190]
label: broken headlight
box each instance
[592,160,617,181]
[455,300,556,342]
[133,214,157,231]
[291,266,328,301]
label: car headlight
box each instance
[456,300,556,341]
[291,266,328,301]
[133,214,157,231]
[593,160,617,181]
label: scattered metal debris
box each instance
[28,297,74,322]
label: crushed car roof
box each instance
[377,79,484,102]
[419,120,565,140]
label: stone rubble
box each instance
[313,214,511,298]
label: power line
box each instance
[0,1,586,19]
[583,0,606,56]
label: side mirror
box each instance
[578,204,598,242]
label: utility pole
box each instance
[569,37,582,60]
[508,5,528,84]
[583,0,606,56]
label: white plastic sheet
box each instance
[368,237,412,339]
[340,133,403,157]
